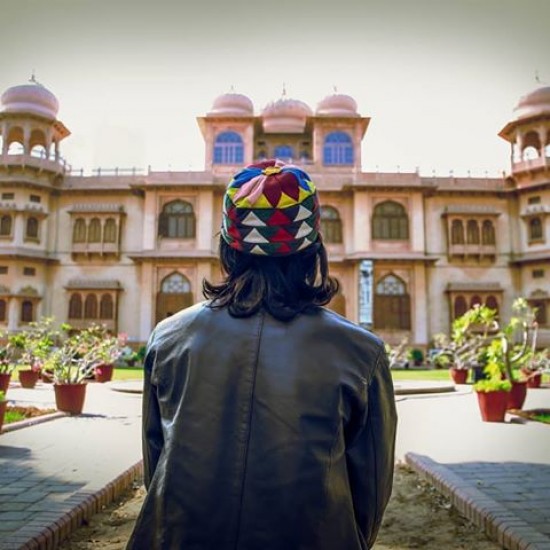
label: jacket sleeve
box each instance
[142,332,164,490]
[346,347,397,549]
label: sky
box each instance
[0,0,548,176]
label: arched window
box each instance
[72,218,86,243]
[454,296,468,319]
[26,217,39,239]
[30,144,47,158]
[213,131,244,165]
[320,206,343,243]
[68,293,83,319]
[158,200,196,239]
[99,294,114,319]
[0,299,6,322]
[7,141,24,155]
[529,217,543,241]
[323,132,353,165]
[0,215,12,237]
[88,218,101,243]
[274,145,294,160]
[161,272,191,293]
[466,220,480,244]
[470,295,482,308]
[481,220,496,245]
[21,300,33,323]
[372,201,409,240]
[451,220,464,244]
[103,218,117,243]
[529,300,547,326]
[84,294,98,319]
[522,132,541,160]
[373,274,411,330]
[485,295,499,316]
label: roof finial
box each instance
[282,82,287,97]
[229,84,235,93]
[333,85,338,94]
[535,70,541,84]
[29,70,43,87]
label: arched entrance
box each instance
[156,272,193,324]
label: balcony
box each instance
[448,243,497,259]
[0,151,70,176]
[71,242,120,258]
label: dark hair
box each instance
[202,237,339,322]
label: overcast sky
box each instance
[0,0,548,176]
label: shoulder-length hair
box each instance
[202,237,339,322]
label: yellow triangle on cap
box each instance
[277,192,300,208]
[298,187,314,203]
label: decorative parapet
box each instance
[442,205,501,216]
[67,204,125,214]
[520,204,550,218]
[65,279,122,290]
[446,282,503,292]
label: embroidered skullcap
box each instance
[221,159,320,256]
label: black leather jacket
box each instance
[127,302,397,550]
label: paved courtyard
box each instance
[0,378,549,549]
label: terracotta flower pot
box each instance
[476,390,509,422]
[507,380,528,410]
[450,367,469,385]
[18,369,40,389]
[54,383,87,415]
[525,372,542,389]
[0,372,10,393]
[94,363,114,383]
[0,400,6,432]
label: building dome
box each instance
[208,92,253,116]
[1,81,59,120]
[513,86,550,121]
[316,92,358,117]
[261,96,312,133]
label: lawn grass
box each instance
[391,369,452,382]
[112,366,144,381]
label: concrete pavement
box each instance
[0,376,549,549]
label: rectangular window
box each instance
[533,269,545,278]
[29,195,41,203]
[1,193,14,200]
[527,196,541,205]
[0,266,8,274]
[23,267,36,276]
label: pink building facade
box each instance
[0,82,548,349]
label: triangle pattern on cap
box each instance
[295,205,313,222]
[242,211,267,227]
[250,245,268,255]
[295,221,314,239]
[244,228,270,244]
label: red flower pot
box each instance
[0,400,6,432]
[18,369,40,389]
[0,373,10,393]
[94,363,114,383]
[476,390,509,422]
[450,367,469,384]
[54,383,87,415]
[526,373,542,389]
[507,380,528,410]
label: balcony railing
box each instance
[0,152,70,174]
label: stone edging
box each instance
[2,411,68,433]
[4,460,144,550]
[406,452,550,550]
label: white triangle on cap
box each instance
[294,205,313,221]
[244,228,270,244]
[295,221,313,239]
[242,211,266,227]
[250,245,268,255]
[297,237,313,251]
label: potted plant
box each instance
[94,330,125,383]
[385,338,409,369]
[46,325,104,414]
[0,343,14,394]
[0,390,6,432]
[407,348,424,367]
[432,305,498,385]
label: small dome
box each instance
[261,96,312,133]
[1,81,59,120]
[316,92,358,117]
[513,86,550,121]
[208,92,253,116]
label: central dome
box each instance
[208,92,253,117]
[261,96,312,133]
[1,81,59,120]
[316,92,358,117]
[513,86,550,121]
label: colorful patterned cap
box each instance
[221,159,320,256]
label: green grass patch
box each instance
[391,369,452,382]
[113,366,144,381]
[4,409,26,424]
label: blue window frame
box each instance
[274,145,294,160]
[213,131,244,165]
[323,132,353,165]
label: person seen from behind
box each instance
[127,159,398,550]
